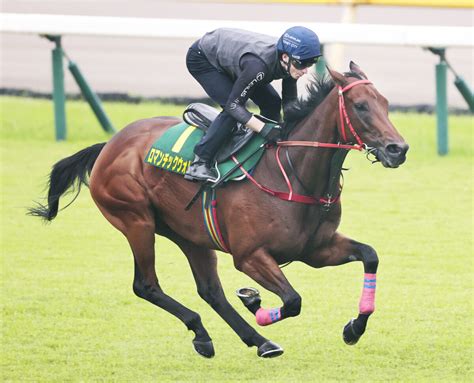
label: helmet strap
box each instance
[280,55,291,77]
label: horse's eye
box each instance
[354,103,368,112]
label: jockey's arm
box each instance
[223,54,270,133]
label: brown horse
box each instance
[30,62,408,358]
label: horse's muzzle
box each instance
[376,143,409,168]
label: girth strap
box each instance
[202,188,229,252]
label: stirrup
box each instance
[184,159,219,183]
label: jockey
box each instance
[185,26,321,182]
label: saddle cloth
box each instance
[144,121,266,181]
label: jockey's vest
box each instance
[198,28,283,81]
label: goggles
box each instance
[291,56,321,70]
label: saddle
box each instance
[183,103,271,163]
[144,105,267,182]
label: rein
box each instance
[237,79,373,208]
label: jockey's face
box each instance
[281,53,309,80]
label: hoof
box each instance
[343,318,362,345]
[236,287,261,313]
[192,339,215,358]
[257,341,284,358]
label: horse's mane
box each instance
[284,71,364,128]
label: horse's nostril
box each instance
[386,143,408,157]
[386,144,401,155]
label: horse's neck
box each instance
[285,93,339,195]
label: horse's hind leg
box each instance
[301,232,379,345]
[101,211,214,358]
[175,238,283,358]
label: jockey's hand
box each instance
[259,123,283,143]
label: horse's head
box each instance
[328,62,409,168]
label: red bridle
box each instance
[276,79,373,151]
[234,79,374,205]
[337,79,372,145]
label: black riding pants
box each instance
[186,42,280,162]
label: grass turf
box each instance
[1,97,472,382]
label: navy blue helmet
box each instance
[277,26,321,68]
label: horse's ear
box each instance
[349,61,368,79]
[326,66,347,88]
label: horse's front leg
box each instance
[235,249,302,327]
[301,232,378,345]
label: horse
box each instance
[29,62,408,359]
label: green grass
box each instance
[1,97,472,382]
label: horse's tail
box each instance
[28,142,106,221]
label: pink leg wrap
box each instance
[359,273,376,314]
[256,307,281,326]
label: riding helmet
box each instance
[276,26,321,60]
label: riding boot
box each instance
[184,155,218,182]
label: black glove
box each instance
[259,123,283,143]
